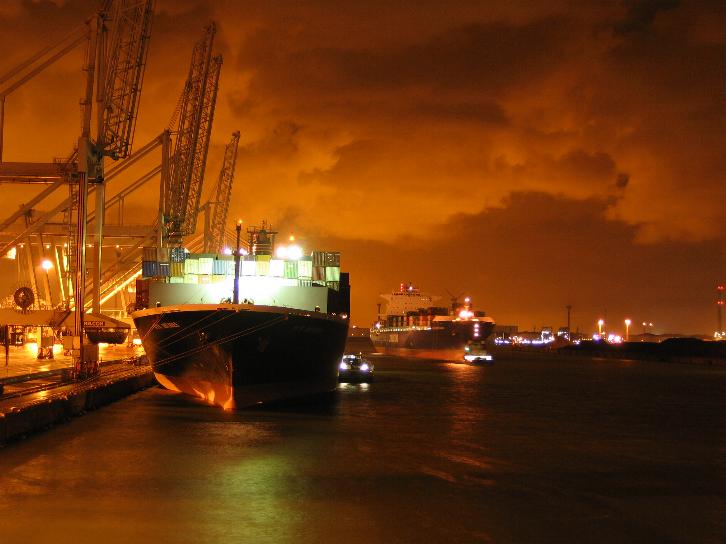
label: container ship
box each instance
[370,283,494,361]
[132,224,350,409]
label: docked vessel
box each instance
[370,283,494,360]
[132,225,349,409]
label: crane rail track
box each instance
[0,358,150,403]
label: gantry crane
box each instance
[162,24,222,246]
[203,131,240,253]
[0,0,154,376]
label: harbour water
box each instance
[1,355,724,543]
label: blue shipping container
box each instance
[142,260,159,278]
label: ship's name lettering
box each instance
[156,322,181,329]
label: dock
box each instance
[0,344,155,446]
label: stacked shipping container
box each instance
[139,248,342,291]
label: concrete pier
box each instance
[0,345,155,445]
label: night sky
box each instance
[1,1,724,334]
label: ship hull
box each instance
[371,321,494,361]
[132,304,348,409]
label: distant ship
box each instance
[370,283,494,360]
[132,224,349,409]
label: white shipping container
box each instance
[242,260,256,276]
[269,259,284,277]
[184,258,199,275]
[298,259,312,278]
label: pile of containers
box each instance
[140,247,342,291]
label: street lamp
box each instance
[597,319,604,335]
[41,259,53,271]
[233,219,242,305]
[624,318,631,341]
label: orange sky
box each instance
[1,0,724,334]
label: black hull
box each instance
[132,304,348,409]
[371,320,494,361]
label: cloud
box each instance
[0,1,723,332]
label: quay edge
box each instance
[0,368,155,446]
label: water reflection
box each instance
[0,356,724,543]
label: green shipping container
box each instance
[284,260,298,279]
[325,266,340,282]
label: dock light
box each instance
[222,247,232,255]
[132,338,142,346]
[597,319,604,335]
[41,259,53,271]
[624,318,632,341]
[5,247,16,259]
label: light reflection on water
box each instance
[0,355,725,543]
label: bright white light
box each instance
[5,247,16,260]
[275,244,303,259]
[339,362,350,370]
[458,309,474,319]
[464,354,492,362]
[41,259,53,271]
[360,363,370,372]
[287,245,303,260]
[132,338,143,346]
[222,247,232,255]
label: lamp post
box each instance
[233,220,242,304]
[624,318,631,341]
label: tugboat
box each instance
[132,224,350,409]
[370,283,495,361]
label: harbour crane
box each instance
[162,24,222,246]
[0,0,155,377]
[202,131,240,253]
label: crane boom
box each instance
[204,131,240,252]
[99,0,154,159]
[164,24,222,243]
